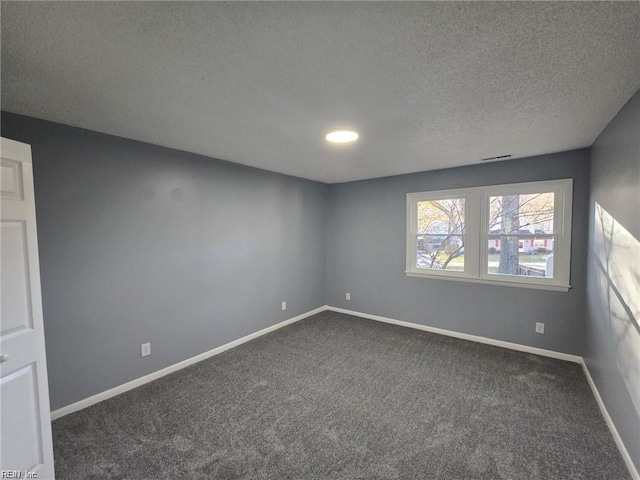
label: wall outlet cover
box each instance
[141,342,151,357]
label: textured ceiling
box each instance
[2,2,639,183]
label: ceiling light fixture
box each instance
[326,130,359,143]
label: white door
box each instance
[0,138,55,479]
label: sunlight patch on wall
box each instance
[593,202,640,416]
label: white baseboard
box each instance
[51,304,579,421]
[50,305,329,420]
[580,360,640,480]
[50,304,637,480]
[327,306,582,363]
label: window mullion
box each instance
[463,192,480,279]
[478,190,489,280]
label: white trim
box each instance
[405,272,571,292]
[479,179,573,288]
[49,304,638,480]
[326,306,581,363]
[406,190,473,278]
[50,306,329,420]
[580,360,640,480]
[406,178,573,291]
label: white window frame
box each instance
[406,178,573,292]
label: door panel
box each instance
[1,364,44,471]
[0,159,24,200]
[1,220,33,336]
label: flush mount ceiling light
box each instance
[326,130,359,143]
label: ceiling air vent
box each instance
[481,154,512,162]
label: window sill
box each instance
[405,271,571,292]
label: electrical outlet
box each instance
[281,301,287,311]
[535,322,545,334]
[141,342,151,357]
[346,292,351,301]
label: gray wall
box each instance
[1,112,328,410]
[4,104,633,471]
[326,150,590,355]
[585,90,640,472]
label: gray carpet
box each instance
[52,311,631,480]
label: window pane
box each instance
[487,236,555,278]
[489,193,554,234]
[416,234,465,271]
[418,198,465,235]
